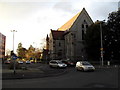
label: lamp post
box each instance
[100,21,104,66]
[11,30,17,74]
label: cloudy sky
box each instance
[0,0,119,53]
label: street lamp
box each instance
[11,30,17,74]
[99,21,105,66]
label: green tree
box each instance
[85,21,107,61]
[105,10,120,61]
[85,10,120,63]
[26,45,35,60]
[17,43,27,59]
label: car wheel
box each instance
[76,68,79,71]
[79,67,84,71]
[81,68,84,72]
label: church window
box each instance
[58,52,62,56]
[82,29,85,40]
[59,42,61,47]
[71,33,73,36]
[72,42,74,45]
[74,34,76,38]
[84,20,86,22]
[86,25,88,28]
[82,24,84,28]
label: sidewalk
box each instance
[2,64,67,80]
[94,65,120,68]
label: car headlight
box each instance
[58,64,63,66]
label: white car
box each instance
[26,61,31,64]
[4,60,10,64]
[17,61,24,64]
[75,61,95,71]
[49,60,67,68]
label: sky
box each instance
[0,0,119,53]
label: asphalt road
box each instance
[2,66,119,89]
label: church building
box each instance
[47,8,93,61]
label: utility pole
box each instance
[11,30,17,74]
[100,22,104,66]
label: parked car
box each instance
[61,60,75,66]
[30,60,35,63]
[49,60,67,68]
[26,60,31,64]
[75,61,95,71]
[17,61,24,64]
[4,60,10,64]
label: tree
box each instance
[85,10,120,63]
[17,43,27,59]
[85,21,107,61]
[105,10,120,61]
[26,45,35,60]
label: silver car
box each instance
[49,60,67,68]
[75,61,95,71]
[26,60,31,64]
[17,61,24,64]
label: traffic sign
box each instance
[12,55,18,60]
[100,48,103,51]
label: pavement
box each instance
[2,64,68,80]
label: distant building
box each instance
[0,32,6,62]
[48,8,93,61]
[49,30,65,60]
[42,34,50,61]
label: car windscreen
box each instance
[82,62,91,65]
[57,61,63,64]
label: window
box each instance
[59,42,61,47]
[74,34,76,38]
[86,25,88,28]
[82,29,85,40]
[84,20,86,22]
[72,42,74,45]
[58,52,62,56]
[82,24,84,28]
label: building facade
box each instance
[49,30,65,60]
[48,8,93,61]
[0,32,6,61]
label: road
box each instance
[2,65,119,88]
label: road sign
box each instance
[100,48,103,51]
[12,55,18,60]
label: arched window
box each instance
[82,29,85,40]
[81,20,88,40]
[82,24,84,28]
[59,42,61,47]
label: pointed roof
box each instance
[58,12,81,31]
[46,34,49,41]
[58,8,93,31]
